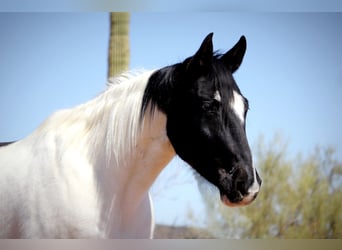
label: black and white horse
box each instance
[0,33,261,238]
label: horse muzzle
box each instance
[219,167,262,207]
[220,189,259,207]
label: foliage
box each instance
[197,135,342,238]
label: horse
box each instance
[0,33,261,238]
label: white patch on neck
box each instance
[214,90,222,102]
[230,90,245,123]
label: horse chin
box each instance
[220,194,253,207]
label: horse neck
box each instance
[93,109,174,236]
[80,73,175,234]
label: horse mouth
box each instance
[220,192,257,207]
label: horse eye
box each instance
[202,100,219,113]
[202,102,211,111]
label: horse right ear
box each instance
[221,36,247,73]
[185,33,214,72]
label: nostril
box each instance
[236,181,247,195]
[232,170,249,195]
[235,179,249,196]
[252,192,259,199]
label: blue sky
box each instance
[0,13,341,227]
[1,0,342,11]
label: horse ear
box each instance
[221,36,247,73]
[186,33,214,71]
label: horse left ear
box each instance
[186,33,214,72]
[221,36,247,73]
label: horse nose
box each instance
[234,166,261,204]
[220,167,261,207]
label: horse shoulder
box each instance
[0,113,102,238]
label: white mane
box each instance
[104,71,156,167]
[83,70,156,168]
[36,70,156,170]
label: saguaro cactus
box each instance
[108,12,130,78]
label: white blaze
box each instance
[214,90,222,102]
[230,90,260,199]
[230,90,245,123]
